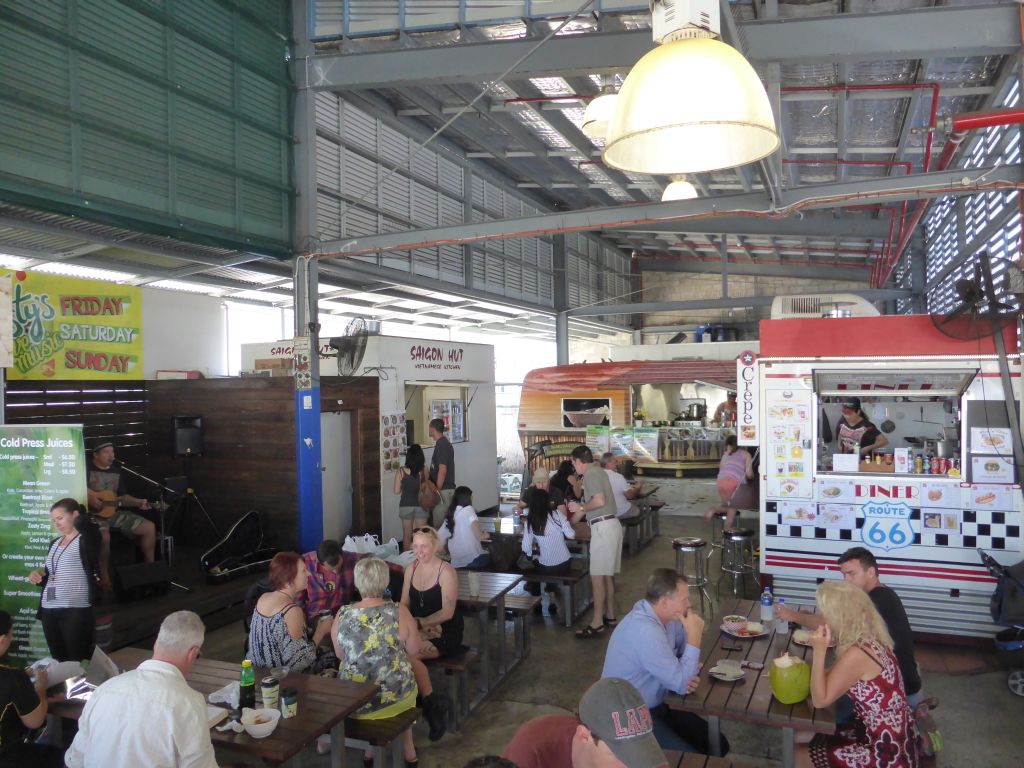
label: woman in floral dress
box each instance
[797,580,918,768]
[333,557,420,766]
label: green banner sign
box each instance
[0,424,86,665]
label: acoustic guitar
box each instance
[90,489,167,519]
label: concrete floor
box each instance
[200,481,1021,767]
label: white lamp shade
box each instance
[603,38,779,175]
[581,92,618,139]
[661,180,698,201]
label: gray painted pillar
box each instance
[720,237,729,298]
[910,245,928,314]
[556,312,570,365]
[553,234,569,364]
[463,165,474,291]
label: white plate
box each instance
[720,624,769,639]
[709,669,745,682]
[791,633,836,648]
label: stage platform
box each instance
[98,543,254,651]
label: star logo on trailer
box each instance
[860,502,915,552]
[740,351,756,366]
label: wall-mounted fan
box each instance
[328,317,369,377]
[928,253,1022,340]
[929,251,1024,481]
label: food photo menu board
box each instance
[765,389,813,499]
[381,412,408,471]
[0,424,86,665]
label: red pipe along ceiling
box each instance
[874,107,1024,288]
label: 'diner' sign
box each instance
[4,270,143,380]
[736,350,758,446]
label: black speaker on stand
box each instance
[169,415,220,547]
[173,415,203,458]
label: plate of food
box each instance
[792,628,835,647]
[720,621,769,639]
[708,661,745,682]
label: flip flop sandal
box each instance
[575,624,605,639]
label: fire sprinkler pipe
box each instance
[875,108,1024,288]
[783,159,913,175]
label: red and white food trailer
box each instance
[751,315,1022,638]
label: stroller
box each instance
[978,549,1024,696]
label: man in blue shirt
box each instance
[602,568,729,755]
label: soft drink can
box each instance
[930,456,940,474]
[914,455,924,473]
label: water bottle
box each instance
[759,586,773,622]
[240,659,256,709]
[776,598,790,635]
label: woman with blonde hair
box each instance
[797,580,917,768]
[333,557,420,765]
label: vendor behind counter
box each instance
[834,396,889,457]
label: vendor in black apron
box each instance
[835,396,889,457]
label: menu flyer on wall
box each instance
[765,388,813,499]
[381,412,408,471]
[585,425,610,456]
[631,428,660,462]
[0,424,86,665]
[609,427,634,457]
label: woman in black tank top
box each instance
[401,527,463,658]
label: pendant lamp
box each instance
[662,177,698,201]
[602,0,779,176]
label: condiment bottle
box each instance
[239,659,255,709]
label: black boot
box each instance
[422,693,449,741]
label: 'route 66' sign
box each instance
[860,502,915,551]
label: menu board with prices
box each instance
[0,425,86,665]
[586,425,610,456]
[765,388,813,499]
[380,412,408,471]
[609,428,635,457]
[631,428,659,462]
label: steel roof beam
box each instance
[319,164,1018,256]
[307,5,1017,89]
[637,258,869,282]
[566,288,910,317]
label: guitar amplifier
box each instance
[115,561,170,601]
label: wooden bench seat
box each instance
[621,513,645,557]
[424,648,479,731]
[503,593,541,658]
[345,707,420,768]
[521,564,591,628]
[665,751,755,768]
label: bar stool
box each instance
[672,537,712,617]
[719,528,756,598]
[707,509,740,562]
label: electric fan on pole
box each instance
[328,317,369,377]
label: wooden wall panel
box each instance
[517,388,629,431]
[5,377,384,551]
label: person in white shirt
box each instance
[65,610,218,768]
[600,453,642,519]
[521,489,576,615]
[439,486,491,569]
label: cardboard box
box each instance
[255,358,292,370]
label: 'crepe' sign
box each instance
[737,350,758,446]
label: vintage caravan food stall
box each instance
[518,359,739,476]
[242,336,497,545]
[753,315,1022,637]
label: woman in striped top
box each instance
[521,489,576,615]
[28,499,101,662]
[704,436,754,529]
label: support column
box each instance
[720,237,729,298]
[292,0,324,552]
[553,234,569,365]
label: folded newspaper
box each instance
[64,646,120,701]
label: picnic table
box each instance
[665,598,836,768]
[54,646,378,768]
[456,570,522,693]
[478,514,591,558]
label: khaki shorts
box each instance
[96,509,147,537]
[399,505,427,521]
[588,517,623,576]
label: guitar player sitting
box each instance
[86,440,157,591]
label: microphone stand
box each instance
[113,462,191,593]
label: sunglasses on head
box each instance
[413,527,435,534]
